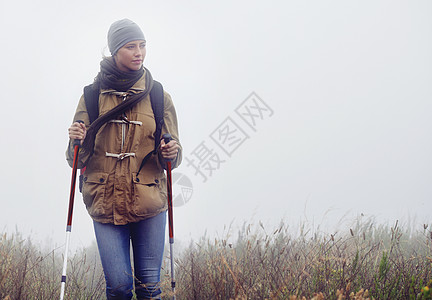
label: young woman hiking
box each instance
[66,19,181,299]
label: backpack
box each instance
[79,80,164,192]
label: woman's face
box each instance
[114,40,146,72]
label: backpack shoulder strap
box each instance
[80,83,99,192]
[83,84,100,124]
[136,80,165,176]
[150,80,164,151]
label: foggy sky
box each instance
[0,0,431,250]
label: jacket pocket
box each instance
[82,172,109,217]
[132,172,165,216]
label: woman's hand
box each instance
[160,139,179,161]
[68,121,87,145]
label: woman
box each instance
[67,19,181,299]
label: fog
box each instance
[0,0,430,250]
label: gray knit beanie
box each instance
[107,19,145,55]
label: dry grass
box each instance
[0,231,104,300]
[1,219,431,299]
[168,219,432,299]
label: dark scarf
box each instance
[81,57,154,154]
[97,57,144,92]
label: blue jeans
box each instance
[93,211,166,300]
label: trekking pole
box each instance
[163,133,176,299]
[60,120,83,300]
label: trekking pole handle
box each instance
[163,133,172,145]
[73,120,84,147]
[162,133,173,162]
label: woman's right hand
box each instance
[68,121,87,144]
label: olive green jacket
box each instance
[66,72,181,225]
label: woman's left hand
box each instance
[160,139,180,161]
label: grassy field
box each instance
[1,219,431,299]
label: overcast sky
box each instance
[0,0,431,250]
